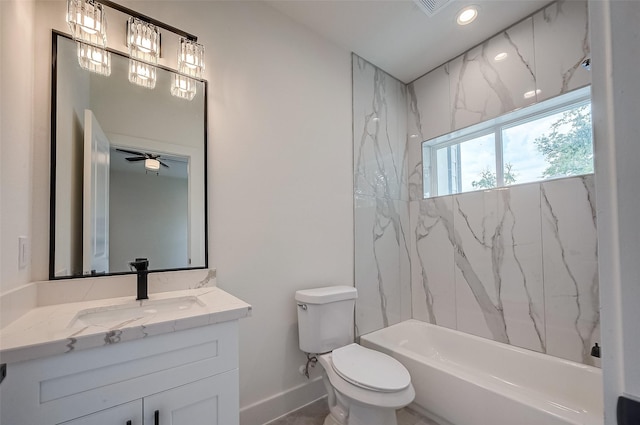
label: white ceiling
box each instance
[267,0,551,83]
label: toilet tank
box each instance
[295,286,357,354]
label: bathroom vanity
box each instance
[0,273,251,425]
[0,13,251,423]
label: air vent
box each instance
[412,0,452,17]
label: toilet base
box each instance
[323,413,342,425]
[323,407,398,425]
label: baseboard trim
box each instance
[240,377,326,425]
[407,402,454,425]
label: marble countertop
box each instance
[0,287,251,364]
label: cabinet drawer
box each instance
[1,321,238,425]
[58,400,142,425]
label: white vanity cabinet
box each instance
[142,370,238,425]
[59,400,142,425]
[0,320,240,425]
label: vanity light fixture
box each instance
[67,0,111,75]
[127,18,160,63]
[170,38,205,100]
[77,42,111,76]
[127,18,160,89]
[171,74,197,100]
[65,0,205,96]
[178,38,205,78]
[129,60,157,89]
[456,6,478,26]
[67,0,107,46]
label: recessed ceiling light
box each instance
[494,52,508,62]
[523,89,542,99]
[457,6,478,25]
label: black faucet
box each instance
[130,258,149,301]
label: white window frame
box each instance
[422,86,592,198]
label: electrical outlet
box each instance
[18,236,28,269]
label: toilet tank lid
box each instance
[295,286,357,304]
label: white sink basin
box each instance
[69,296,206,328]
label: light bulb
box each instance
[457,6,478,25]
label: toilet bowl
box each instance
[319,344,415,425]
[294,286,415,425]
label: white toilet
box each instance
[295,286,415,425]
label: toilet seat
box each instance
[318,351,415,410]
[331,344,411,393]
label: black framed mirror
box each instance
[50,31,208,279]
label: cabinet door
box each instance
[58,400,142,425]
[144,370,239,425]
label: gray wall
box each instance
[109,170,188,272]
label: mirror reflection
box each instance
[52,32,207,278]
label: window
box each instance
[422,87,593,198]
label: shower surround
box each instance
[353,55,411,337]
[353,0,598,366]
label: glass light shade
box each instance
[170,74,197,100]
[77,42,111,76]
[178,38,205,78]
[127,17,160,65]
[67,0,107,47]
[128,59,157,89]
[145,158,160,171]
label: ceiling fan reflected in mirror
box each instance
[115,148,170,173]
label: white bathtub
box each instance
[360,320,603,425]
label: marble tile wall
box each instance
[353,0,598,366]
[407,65,450,200]
[534,0,591,101]
[410,175,599,365]
[353,54,411,337]
[400,0,597,366]
[448,17,537,131]
[407,0,591,199]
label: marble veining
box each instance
[534,0,591,100]
[35,268,217,307]
[0,286,251,364]
[353,54,411,337]
[407,1,589,199]
[407,64,451,201]
[407,84,424,201]
[502,189,545,352]
[410,175,598,365]
[353,55,408,201]
[352,0,596,366]
[410,197,456,329]
[449,17,536,130]
[452,192,511,345]
[355,196,411,336]
[541,176,599,365]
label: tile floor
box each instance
[266,397,441,425]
